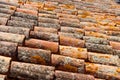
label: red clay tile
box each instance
[39,13,58,19]
[0,41,17,58]
[30,31,58,42]
[61,26,84,34]
[57,13,77,19]
[11,16,38,26]
[59,32,83,39]
[88,52,119,66]
[38,17,59,24]
[83,36,110,45]
[52,54,85,73]
[0,32,25,45]
[110,41,120,50]
[9,61,55,80]
[59,18,79,23]
[60,45,87,59]
[85,62,120,79]
[85,43,113,54]
[0,25,30,38]
[0,8,14,14]
[25,39,58,53]
[18,47,51,65]
[7,20,34,30]
[60,35,85,47]
[14,12,38,20]
[55,70,95,80]
[38,22,60,30]
[34,26,58,33]
[16,8,38,16]
[60,20,80,28]
[85,31,109,39]
[0,56,11,74]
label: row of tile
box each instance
[0,55,119,80]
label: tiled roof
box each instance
[0,0,119,80]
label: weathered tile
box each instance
[39,13,58,19]
[38,17,59,24]
[39,9,56,15]
[0,41,17,58]
[88,52,120,66]
[9,61,55,80]
[20,5,38,10]
[0,25,30,38]
[0,3,16,10]
[55,9,78,15]
[83,26,104,32]
[52,54,85,73]
[61,26,84,34]
[7,20,34,30]
[108,36,120,42]
[18,47,51,65]
[113,49,120,58]
[79,17,97,23]
[0,32,25,45]
[34,26,57,33]
[55,70,95,80]
[79,22,97,27]
[60,20,80,28]
[85,43,113,54]
[83,36,109,45]
[38,22,60,30]
[16,8,38,16]
[60,45,87,59]
[30,31,58,42]
[11,16,38,26]
[85,63,120,79]
[14,12,37,20]
[25,2,44,10]
[57,13,77,19]
[85,31,108,39]
[0,1,22,7]
[0,56,11,74]
[106,31,120,37]
[59,32,83,39]
[59,18,79,23]
[0,8,14,14]
[60,35,85,47]
[25,39,58,53]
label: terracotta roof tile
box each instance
[0,0,119,79]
